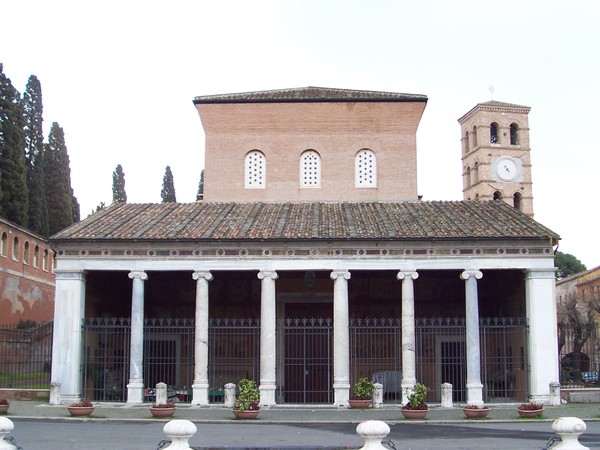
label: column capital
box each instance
[461,269,482,280]
[397,270,419,280]
[258,270,278,280]
[128,271,148,281]
[192,271,213,281]
[54,270,86,281]
[330,270,351,281]
[524,268,557,280]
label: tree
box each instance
[44,122,77,235]
[112,164,127,203]
[196,168,204,201]
[22,75,49,236]
[555,252,587,279]
[0,63,28,226]
[161,165,176,203]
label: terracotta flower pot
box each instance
[233,409,260,419]
[150,407,176,418]
[0,404,9,415]
[517,406,543,418]
[463,406,491,419]
[348,399,372,409]
[67,406,94,417]
[401,406,428,419]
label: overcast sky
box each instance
[1,0,598,268]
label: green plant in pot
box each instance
[348,377,374,408]
[401,382,429,419]
[233,379,260,418]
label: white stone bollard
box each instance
[49,382,61,405]
[162,420,197,450]
[156,382,168,405]
[356,420,390,450]
[552,417,590,450]
[0,417,17,450]
[372,383,383,409]
[549,381,562,406]
[441,382,453,408]
[224,383,236,408]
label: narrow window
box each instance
[464,132,469,154]
[493,191,502,200]
[12,236,19,261]
[472,126,478,148]
[513,192,522,210]
[23,241,30,265]
[244,150,266,189]
[473,161,479,184]
[33,245,40,268]
[466,166,471,187]
[490,122,499,144]
[355,149,377,187]
[1,232,7,257]
[510,123,519,145]
[43,249,49,271]
[300,150,321,187]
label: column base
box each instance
[191,381,209,406]
[333,382,350,407]
[529,394,550,405]
[465,381,484,406]
[60,393,81,405]
[127,379,145,404]
[401,380,416,405]
[259,382,276,407]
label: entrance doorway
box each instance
[438,338,466,402]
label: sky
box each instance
[1,0,598,268]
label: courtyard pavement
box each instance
[3,400,600,424]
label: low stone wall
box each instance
[0,388,49,400]
[561,387,600,403]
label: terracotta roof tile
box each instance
[51,201,560,244]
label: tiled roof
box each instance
[51,201,559,244]
[458,100,531,123]
[193,87,427,104]
[478,100,530,109]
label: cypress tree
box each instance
[44,122,76,235]
[23,75,49,236]
[0,63,28,226]
[196,168,204,201]
[161,165,176,203]
[112,164,127,203]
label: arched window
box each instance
[300,150,321,187]
[473,161,479,184]
[466,166,471,187]
[1,232,7,257]
[12,236,19,260]
[33,245,40,268]
[510,123,519,145]
[493,191,502,200]
[490,122,499,144]
[513,192,522,210]
[244,150,266,188]
[23,241,30,265]
[355,149,377,188]
[472,126,478,148]
[464,132,470,154]
[43,249,49,271]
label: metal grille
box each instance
[559,322,600,387]
[208,318,260,403]
[0,322,52,389]
[278,318,333,403]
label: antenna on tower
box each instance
[489,86,495,100]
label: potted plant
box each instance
[401,383,428,419]
[463,404,491,419]
[348,377,374,408]
[67,400,94,417]
[150,399,176,418]
[0,399,9,414]
[517,402,544,418]
[233,378,260,419]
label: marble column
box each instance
[50,271,86,404]
[397,270,418,404]
[258,270,278,406]
[461,269,484,406]
[127,271,147,404]
[331,270,351,407]
[525,268,559,404]
[191,271,213,406]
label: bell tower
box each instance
[458,101,534,217]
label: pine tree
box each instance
[112,164,127,203]
[23,75,48,236]
[196,168,204,201]
[44,122,76,235]
[161,165,176,203]
[0,63,28,226]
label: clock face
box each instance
[496,157,518,182]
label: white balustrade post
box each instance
[258,270,278,407]
[162,420,198,450]
[156,382,168,406]
[461,269,484,406]
[356,420,391,450]
[441,382,453,408]
[127,271,148,404]
[224,383,236,408]
[397,270,418,404]
[191,271,213,406]
[0,417,17,450]
[552,417,590,450]
[372,383,383,409]
[331,270,351,407]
